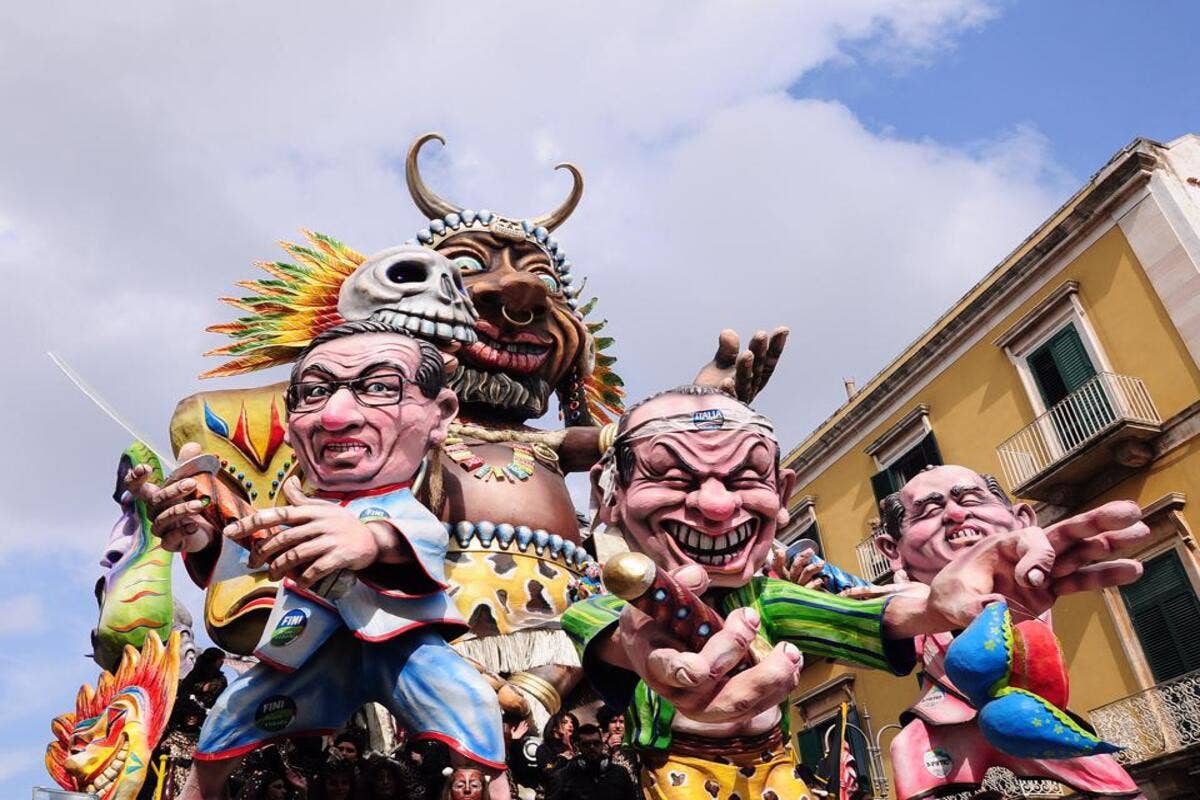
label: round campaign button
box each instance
[923,747,953,778]
[270,608,309,646]
[255,695,297,733]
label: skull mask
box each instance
[338,244,478,344]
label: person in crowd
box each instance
[545,725,638,800]
[501,712,538,795]
[179,648,228,709]
[361,756,426,800]
[594,706,638,782]
[533,712,577,789]
[146,698,207,800]
[312,759,357,800]
[331,728,368,772]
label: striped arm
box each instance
[724,578,915,675]
[561,594,641,708]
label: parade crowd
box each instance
[151,658,641,800]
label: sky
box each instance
[2,1,1199,794]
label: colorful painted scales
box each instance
[944,601,1121,759]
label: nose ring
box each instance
[500,305,535,327]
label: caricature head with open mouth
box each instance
[594,386,795,589]
[874,464,1037,585]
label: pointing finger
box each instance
[223,505,325,541]
[1050,522,1151,577]
[1052,559,1144,595]
[1046,501,1143,551]
[256,522,325,561]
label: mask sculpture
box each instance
[871,465,1143,798]
[563,389,1148,800]
[128,327,509,800]
[46,631,181,800]
[92,444,175,670]
[189,134,783,725]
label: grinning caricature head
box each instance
[593,386,795,589]
[406,134,610,424]
[875,464,1036,585]
[285,321,458,492]
[46,632,180,800]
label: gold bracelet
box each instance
[598,422,619,455]
[508,672,563,716]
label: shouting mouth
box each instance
[320,439,371,462]
[662,520,757,566]
[75,734,130,795]
[946,524,987,549]
[461,320,551,376]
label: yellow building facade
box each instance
[781,135,1200,799]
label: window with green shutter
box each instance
[1120,550,1200,682]
[870,432,943,504]
[1028,324,1097,406]
[1027,324,1114,449]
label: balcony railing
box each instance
[854,530,892,583]
[1089,668,1200,765]
[996,372,1161,492]
[941,768,1065,798]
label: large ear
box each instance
[428,387,459,446]
[589,460,622,528]
[775,467,797,528]
[875,532,904,573]
[1011,501,1037,528]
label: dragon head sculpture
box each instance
[46,631,180,800]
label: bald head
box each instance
[875,465,1035,584]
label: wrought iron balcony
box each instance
[854,530,892,583]
[1089,668,1200,765]
[996,372,1162,502]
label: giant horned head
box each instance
[404,133,614,423]
[201,135,623,424]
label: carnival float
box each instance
[43,134,1152,800]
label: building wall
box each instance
[787,215,1200,787]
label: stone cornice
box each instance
[785,140,1161,478]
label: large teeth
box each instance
[666,520,755,564]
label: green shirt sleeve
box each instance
[723,577,916,675]
[561,594,641,707]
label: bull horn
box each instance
[406,132,462,220]
[531,162,584,232]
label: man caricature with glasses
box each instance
[126,320,508,800]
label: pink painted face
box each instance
[285,333,457,492]
[448,767,485,800]
[877,465,1035,585]
[601,393,794,589]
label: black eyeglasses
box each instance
[285,372,408,414]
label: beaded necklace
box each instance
[443,436,553,482]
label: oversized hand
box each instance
[615,565,802,723]
[927,501,1149,628]
[769,546,826,590]
[125,441,217,553]
[224,477,382,588]
[693,327,789,403]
